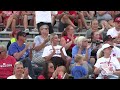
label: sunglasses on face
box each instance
[0,51,4,54]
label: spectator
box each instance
[107,13,120,38]
[0,44,16,79]
[94,44,120,79]
[7,61,32,79]
[57,11,77,32]
[2,11,20,32]
[38,61,55,79]
[51,65,69,79]
[8,31,35,79]
[7,29,21,50]
[71,54,88,79]
[71,36,92,64]
[97,35,120,62]
[35,11,53,34]
[60,25,76,57]
[42,33,70,69]
[32,24,50,66]
[85,18,105,39]
[21,11,37,32]
[70,36,93,75]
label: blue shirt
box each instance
[8,42,30,61]
[71,45,91,64]
[71,66,87,79]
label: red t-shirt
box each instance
[63,35,76,50]
[0,55,16,79]
[38,75,45,79]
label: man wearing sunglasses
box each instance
[8,31,35,79]
[0,45,16,79]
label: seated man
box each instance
[8,31,35,79]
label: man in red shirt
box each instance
[0,45,16,79]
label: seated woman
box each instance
[7,61,32,79]
[60,25,76,57]
[42,33,71,70]
[94,44,120,79]
[38,61,55,79]
[70,36,93,73]
[2,11,20,32]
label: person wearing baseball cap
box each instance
[94,43,120,79]
[107,13,120,38]
[8,31,35,79]
[97,35,120,63]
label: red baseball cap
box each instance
[114,17,120,22]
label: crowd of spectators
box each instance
[0,11,120,79]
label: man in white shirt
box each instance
[35,11,53,34]
[107,14,120,38]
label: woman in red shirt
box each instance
[60,25,76,57]
[38,61,55,79]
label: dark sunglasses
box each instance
[0,51,4,54]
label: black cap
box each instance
[103,35,114,42]
[16,31,27,39]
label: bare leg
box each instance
[78,12,89,29]
[61,14,76,28]
[11,19,16,31]
[23,15,28,29]
[5,15,14,30]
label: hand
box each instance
[52,45,56,54]
[44,36,50,43]
[23,67,29,79]
[25,42,30,50]
[52,67,59,79]
[86,43,91,50]
[60,46,64,52]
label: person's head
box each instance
[55,66,67,79]
[74,54,84,64]
[91,31,101,41]
[39,24,49,36]
[16,31,27,43]
[0,44,7,59]
[11,29,21,38]
[61,25,74,36]
[42,61,54,79]
[74,36,88,48]
[90,18,98,31]
[114,14,120,30]
[13,61,24,75]
[99,44,113,58]
[103,35,114,45]
[50,33,59,45]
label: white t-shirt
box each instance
[97,46,120,59]
[42,45,67,58]
[94,57,120,79]
[7,75,32,79]
[107,27,120,38]
[35,11,52,24]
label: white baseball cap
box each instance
[100,44,113,52]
